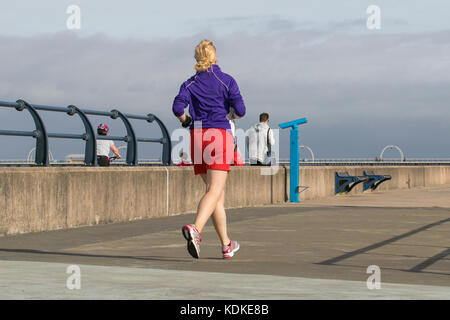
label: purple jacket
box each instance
[172,64,246,130]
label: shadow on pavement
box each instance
[0,248,190,263]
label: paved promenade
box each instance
[0,185,449,299]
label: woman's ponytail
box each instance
[194,40,217,72]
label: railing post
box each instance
[16,99,49,166]
[67,105,97,166]
[147,114,172,165]
[111,109,137,165]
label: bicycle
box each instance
[97,155,120,166]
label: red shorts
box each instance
[233,148,244,166]
[190,128,234,175]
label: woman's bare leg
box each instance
[197,174,230,246]
[210,189,231,246]
[194,170,228,236]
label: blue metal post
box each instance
[290,127,300,202]
[147,113,172,165]
[279,117,308,203]
[16,99,49,166]
[67,105,97,166]
[110,109,137,165]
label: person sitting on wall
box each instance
[96,124,121,166]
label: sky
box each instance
[0,0,449,161]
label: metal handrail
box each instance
[0,99,172,166]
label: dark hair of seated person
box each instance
[97,128,107,136]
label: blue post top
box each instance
[279,117,307,130]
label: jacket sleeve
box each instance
[228,78,246,118]
[269,128,276,146]
[172,83,190,117]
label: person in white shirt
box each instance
[227,107,244,166]
[96,124,121,166]
[247,113,275,166]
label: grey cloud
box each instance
[324,18,409,32]
[187,15,316,35]
[0,29,449,160]
[188,15,411,36]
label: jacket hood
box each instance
[254,122,269,132]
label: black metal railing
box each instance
[0,99,171,166]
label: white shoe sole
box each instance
[182,226,200,259]
[223,242,240,259]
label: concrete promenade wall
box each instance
[293,166,450,201]
[0,165,449,236]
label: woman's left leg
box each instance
[211,189,231,246]
[199,174,230,246]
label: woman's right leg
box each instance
[194,169,228,233]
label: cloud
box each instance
[0,28,450,160]
[187,15,411,37]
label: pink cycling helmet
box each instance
[97,124,109,132]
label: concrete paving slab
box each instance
[0,260,449,300]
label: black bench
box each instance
[363,171,392,191]
[335,172,368,194]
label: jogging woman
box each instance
[172,40,246,259]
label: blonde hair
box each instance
[194,40,217,72]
